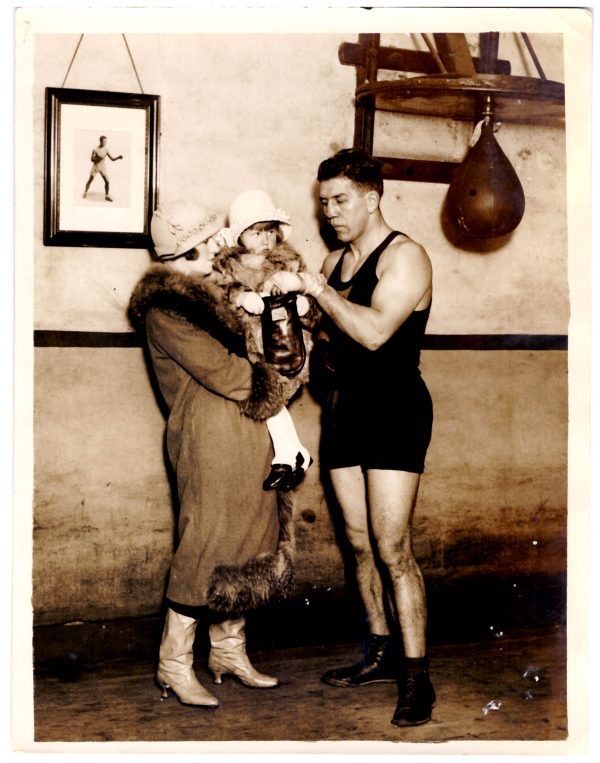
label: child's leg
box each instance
[266,408,310,468]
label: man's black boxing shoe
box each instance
[321,634,397,687]
[391,658,436,727]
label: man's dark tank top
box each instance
[325,231,431,389]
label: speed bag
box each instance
[446,119,525,239]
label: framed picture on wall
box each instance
[43,87,160,248]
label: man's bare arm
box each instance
[316,240,431,351]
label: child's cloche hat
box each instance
[228,189,292,245]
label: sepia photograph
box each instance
[11,4,593,758]
[43,87,159,248]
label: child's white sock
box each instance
[266,408,310,468]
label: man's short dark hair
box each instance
[317,148,384,197]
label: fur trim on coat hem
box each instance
[206,492,295,616]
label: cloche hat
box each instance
[151,200,224,260]
[228,189,292,245]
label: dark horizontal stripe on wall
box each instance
[34,331,142,348]
[34,330,568,351]
[422,334,568,351]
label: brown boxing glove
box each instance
[261,292,306,378]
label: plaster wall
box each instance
[28,29,569,624]
[32,32,568,335]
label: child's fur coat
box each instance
[210,242,321,378]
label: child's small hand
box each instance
[265,271,304,294]
[296,295,310,316]
[236,291,264,315]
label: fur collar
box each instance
[128,265,245,356]
[128,265,301,422]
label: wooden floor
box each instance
[28,624,569,753]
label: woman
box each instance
[128,200,300,708]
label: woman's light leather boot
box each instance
[156,608,219,707]
[208,617,279,688]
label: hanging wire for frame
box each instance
[61,34,84,88]
[60,33,145,93]
[122,34,144,94]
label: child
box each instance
[211,189,320,492]
[148,195,318,492]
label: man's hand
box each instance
[235,291,264,315]
[300,272,327,297]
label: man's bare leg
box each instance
[366,468,435,726]
[321,466,397,687]
[331,466,387,632]
[366,469,426,656]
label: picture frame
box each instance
[43,87,160,248]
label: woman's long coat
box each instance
[128,266,298,614]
